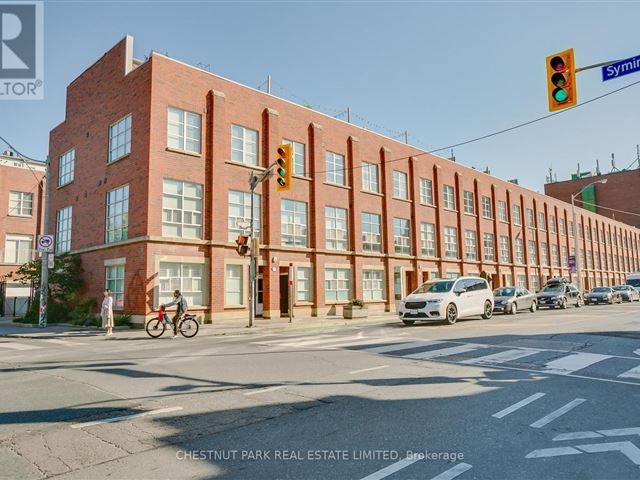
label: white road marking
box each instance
[39,338,88,346]
[530,398,586,428]
[364,341,444,354]
[554,431,603,441]
[617,365,640,380]
[257,334,338,346]
[404,344,486,360]
[634,349,640,356]
[492,392,546,419]
[598,427,640,437]
[543,353,612,375]
[70,406,183,429]
[349,365,389,375]
[244,380,311,396]
[359,456,419,480]
[526,447,582,458]
[430,462,473,480]
[0,342,41,351]
[314,337,385,349]
[461,348,540,366]
[577,441,640,465]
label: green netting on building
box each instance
[581,184,597,212]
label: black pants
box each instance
[172,313,181,335]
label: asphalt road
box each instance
[1,302,640,480]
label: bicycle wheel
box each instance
[146,319,166,338]
[179,317,199,338]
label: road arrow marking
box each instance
[634,349,640,356]
[554,431,603,441]
[554,427,640,441]
[526,447,582,458]
[527,441,640,466]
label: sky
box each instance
[2,0,640,193]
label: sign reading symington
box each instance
[602,54,640,82]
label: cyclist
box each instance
[162,289,188,338]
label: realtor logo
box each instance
[0,1,43,99]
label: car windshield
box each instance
[413,281,454,294]
[613,286,627,291]
[494,288,515,297]
[627,279,640,288]
[543,285,563,292]
[592,287,610,293]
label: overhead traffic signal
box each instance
[236,235,250,256]
[275,144,292,192]
[546,48,577,112]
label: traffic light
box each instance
[236,235,250,255]
[275,143,292,192]
[546,48,577,112]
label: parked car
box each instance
[584,287,622,305]
[398,277,494,326]
[613,284,640,302]
[536,279,583,309]
[493,287,537,314]
[626,272,640,291]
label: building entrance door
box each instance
[279,269,289,317]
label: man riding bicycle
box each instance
[162,289,188,338]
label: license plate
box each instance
[410,309,418,314]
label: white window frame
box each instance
[419,178,434,205]
[228,190,260,242]
[325,267,351,303]
[481,196,492,219]
[393,217,411,255]
[393,171,408,200]
[56,206,72,253]
[8,191,33,217]
[500,235,510,263]
[362,162,379,193]
[4,234,32,264]
[105,264,125,310]
[230,124,258,166]
[363,270,384,301]
[538,211,546,231]
[325,151,345,185]
[162,179,203,239]
[498,200,508,222]
[420,222,436,257]
[283,139,305,176]
[463,191,475,215]
[483,233,495,262]
[296,266,313,303]
[443,184,456,210]
[58,149,75,187]
[281,199,308,247]
[224,263,243,306]
[528,240,538,265]
[512,204,522,226]
[362,212,382,253]
[515,238,525,264]
[108,114,132,163]
[444,226,458,259]
[325,206,348,251]
[465,230,477,261]
[105,184,129,244]
[540,242,549,266]
[168,107,201,154]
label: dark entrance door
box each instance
[279,272,289,316]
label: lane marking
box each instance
[492,392,546,419]
[430,462,473,480]
[526,446,582,458]
[543,353,612,375]
[404,344,486,360]
[359,456,419,480]
[599,427,640,437]
[349,365,389,375]
[71,406,183,429]
[39,338,88,346]
[0,342,42,351]
[244,380,311,396]
[364,341,444,355]
[577,441,640,465]
[618,365,640,380]
[530,398,586,428]
[315,338,395,349]
[461,348,540,366]
[554,431,603,441]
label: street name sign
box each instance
[602,55,640,82]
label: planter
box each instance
[343,305,368,319]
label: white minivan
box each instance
[626,272,640,291]
[398,277,494,326]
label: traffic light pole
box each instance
[38,156,51,328]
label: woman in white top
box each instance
[101,289,114,336]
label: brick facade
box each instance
[49,36,640,325]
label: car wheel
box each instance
[560,298,568,309]
[530,301,537,313]
[402,320,415,326]
[481,300,493,319]
[510,303,518,315]
[445,303,458,325]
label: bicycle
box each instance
[145,312,200,338]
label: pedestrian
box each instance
[101,289,114,336]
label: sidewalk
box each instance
[0,312,400,339]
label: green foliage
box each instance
[114,313,132,327]
[349,299,365,308]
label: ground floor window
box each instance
[3,234,32,264]
[224,264,243,306]
[159,262,204,306]
[530,275,540,292]
[325,268,351,303]
[105,264,125,309]
[516,275,527,288]
[296,266,312,302]
[363,270,384,301]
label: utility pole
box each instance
[38,156,51,328]
[267,75,271,94]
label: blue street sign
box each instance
[602,55,640,82]
[568,255,576,273]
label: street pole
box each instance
[248,172,256,328]
[38,156,51,328]
[571,193,581,293]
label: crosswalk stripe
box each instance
[315,338,397,349]
[543,353,612,375]
[256,334,338,346]
[530,398,587,428]
[404,344,487,360]
[278,335,366,347]
[461,348,541,365]
[364,341,444,354]
[0,342,42,351]
[39,339,88,346]
[492,392,546,419]
[617,365,640,380]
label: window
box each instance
[463,191,475,215]
[443,184,456,210]
[363,270,384,301]
[160,262,204,307]
[393,171,408,200]
[528,240,537,264]
[281,199,308,247]
[162,179,203,239]
[325,268,351,302]
[56,206,72,253]
[559,218,566,235]
[283,139,305,176]
[326,151,345,185]
[362,212,382,253]
[526,208,535,228]
[296,266,312,302]
[481,196,492,218]
[420,178,434,205]
[444,226,458,259]
[228,190,260,242]
[223,264,242,306]
[483,233,495,261]
[512,204,522,226]
[230,124,258,165]
[540,242,549,266]
[326,206,348,251]
[4,234,32,264]
[421,222,436,257]
[551,244,559,266]
[549,215,556,234]
[516,275,527,288]
[538,212,546,230]
[498,200,508,222]
[105,264,125,309]
[362,162,379,193]
[108,114,132,162]
[500,235,510,263]
[530,275,540,292]
[105,185,129,243]
[465,230,477,261]
[58,149,74,187]
[8,191,33,216]
[571,221,576,237]
[393,218,411,255]
[168,107,201,154]
[585,225,591,241]
[515,238,524,264]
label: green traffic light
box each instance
[277,167,286,177]
[552,87,569,103]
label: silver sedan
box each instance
[493,287,538,315]
[613,285,640,302]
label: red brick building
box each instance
[0,150,46,316]
[545,169,640,229]
[48,36,640,325]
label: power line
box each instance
[574,199,640,218]
[0,135,46,185]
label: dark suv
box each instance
[536,278,583,309]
